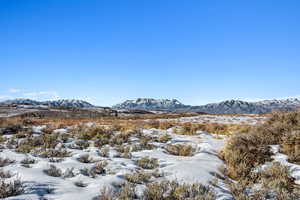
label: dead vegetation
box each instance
[221,112,300,198]
[96,180,216,200]
[136,157,159,169]
[0,178,24,198]
[165,144,196,156]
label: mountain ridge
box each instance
[1,97,300,114]
[113,98,300,114]
[0,98,95,108]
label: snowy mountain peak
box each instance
[113,98,186,110]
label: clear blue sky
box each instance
[1,0,300,106]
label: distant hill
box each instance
[2,97,300,114]
[0,99,95,108]
[113,98,300,114]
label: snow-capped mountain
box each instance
[113,98,300,113]
[189,100,269,114]
[112,98,188,110]
[0,99,95,108]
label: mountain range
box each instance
[1,98,300,114]
[0,99,94,108]
[113,98,300,114]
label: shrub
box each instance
[259,162,296,194]
[281,130,300,164]
[43,165,62,177]
[227,162,300,199]
[221,133,273,180]
[0,157,15,167]
[63,168,75,178]
[98,187,115,200]
[124,171,152,184]
[0,170,13,178]
[174,123,199,135]
[117,183,136,199]
[157,133,172,143]
[74,180,88,187]
[110,132,131,146]
[165,144,196,156]
[137,157,159,169]
[139,136,155,150]
[0,179,24,198]
[144,180,216,200]
[90,161,108,175]
[34,148,71,158]
[99,147,110,157]
[77,154,95,163]
[78,127,112,141]
[74,140,90,150]
[20,157,36,168]
[16,144,35,153]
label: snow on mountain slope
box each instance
[112,98,188,110]
[0,99,95,108]
[114,98,300,114]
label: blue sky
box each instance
[1,0,300,106]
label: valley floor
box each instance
[0,114,299,200]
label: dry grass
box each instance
[221,133,273,180]
[227,162,300,199]
[0,178,24,198]
[136,157,159,169]
[165,144,196,156]
[221,112,300,198]
[124,171,152,184]
[43,165,62,177]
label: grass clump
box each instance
[0,169,13,178]
[227,162,300,199]
[136,157,159,169]
[221,133,273,180]
[124,171,152,184]
[165,144,196,156]
[77,154,95,163]
[34,148,71,158]
[43,165,62,177]
[157,133,172,143]
[0,157,15,167]
[144,180,216,200]
[0,179,24,198]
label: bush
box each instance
[77,154,95,163]
[137,157,159,169]
[174,123,199,135]
[43,165,62,177]
[165,144,196,156]
[74,180,88,187]
[221,133,273,180]
[0,157,15,167]
[157,134,172,143]
[20,157,36,168]
[74,140,90,150]
[90,161,108,175]
[34,148,71,158]
[124,171,152,184]
[99,147,110,157]
[0,179,24,198]
[281,130,300,164]
[144,180,216,200]
[227,162,300,199]
[0,170,13,178]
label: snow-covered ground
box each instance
[1,126,232,200]
[270,145,300,184]
[1,114,298,200]
[161,114,266,125]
